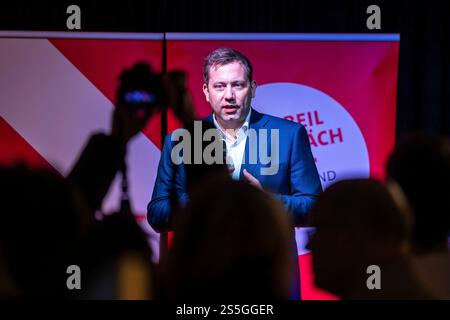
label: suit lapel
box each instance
[204,113,214,124]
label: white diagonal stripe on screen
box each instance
[0,38,161,220]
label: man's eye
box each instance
[214,84,225,90]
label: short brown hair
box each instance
[203,47,253,84]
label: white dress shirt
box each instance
[213,108,251,180]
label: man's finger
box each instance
[243,169,255,182]
[243,169,262,190]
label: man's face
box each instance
[203,61,256,130]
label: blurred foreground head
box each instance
[386,133,450,253]
[307,179,414,298]
[163,179,293,299]
[0,166,84,298]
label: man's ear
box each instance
[203,83,210,102]
[251,80,257,98]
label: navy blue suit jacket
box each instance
[148,108,322,232]
[147,108,322,299]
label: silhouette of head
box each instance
[0,166,82,298]
[163,179,293,299]
[306,179,412,297]
[386,133,450,252]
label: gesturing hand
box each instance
[243,169,263,190]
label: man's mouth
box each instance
[222,106,239,115]
[222,105,239,110]
[222,105,240,113]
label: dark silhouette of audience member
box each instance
[67,63,162,299]
[0,166,86,298]
[386,133,450,298]
[78,207,155,299]
[161,178,294,300]
[69,62,163,213]
[307,179,437,299]
[0,239,20,298]
[0,63,165,299]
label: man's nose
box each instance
[224,85,235,101]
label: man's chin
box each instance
[225,117,244,125]
[222,111,239,117]
[220,114,240,123]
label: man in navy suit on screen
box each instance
[147,47,322,299]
